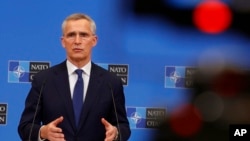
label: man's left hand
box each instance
[101,118,118,141]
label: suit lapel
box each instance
[77,63,103,130]
[53,61,77,131]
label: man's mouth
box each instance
[73,48,83,51]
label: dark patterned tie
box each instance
[73,69,84,126]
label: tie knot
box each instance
[75,69,83,77]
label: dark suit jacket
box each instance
[18,61,131,141]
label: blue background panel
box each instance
[1,0,250,140]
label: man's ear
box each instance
[61,37,65,48]
[92,35,98,47]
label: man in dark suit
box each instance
[18,13,131,141]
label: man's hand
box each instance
[40,116,65,141]
[101,118,118,141]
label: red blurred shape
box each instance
[170,104,202,137]
[193,1,232,34]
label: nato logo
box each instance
[165,66,197,88]
[0,103,7,125]
[127,107,166,129]
[97,63,129,86]
[8,60,50,83]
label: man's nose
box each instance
[74,35,81,43]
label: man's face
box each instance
[61,19,97,65]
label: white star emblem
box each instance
[131,112,142,124]
[13,66,25,78]
[170,71,180,83]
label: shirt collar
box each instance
[66,60,91,76]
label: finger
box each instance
[108,126,117,136]
[52,116,64,126]
[50,126,63,133]
[49,135,66,141]
[51,132,65,138]
[104,133,116,141]
[101,118,111,129]
[50,116,64,133]
[48,131,65,141]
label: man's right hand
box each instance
[40,116,65,141]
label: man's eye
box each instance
[80,33,90,37]
[67,33,76,38]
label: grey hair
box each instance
[61,13,96,35]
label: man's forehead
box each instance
[64,25,91,33]
[63,19,92,34]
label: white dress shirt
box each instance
[66,60,91,100]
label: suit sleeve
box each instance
[18,76,44,140]
[112,78,131,141]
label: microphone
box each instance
[28,79,47,141]
[108,83,122,141]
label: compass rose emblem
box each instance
[13,66,25,78]
[130,112,142,124]
[170,71,181,83]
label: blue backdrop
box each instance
[1,0,250,140]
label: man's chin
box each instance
[72,56,87,62]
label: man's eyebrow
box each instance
[66,31,90,35]
[65,31,76,36]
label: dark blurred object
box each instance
[154,119,229,141]
[153,105,229,141]
[193,66,250,98]
[132,0,250,36]
[153,66,250,141]
[133,0,192,26]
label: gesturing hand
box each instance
[101,118,118,141]
[40,116,65,141]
